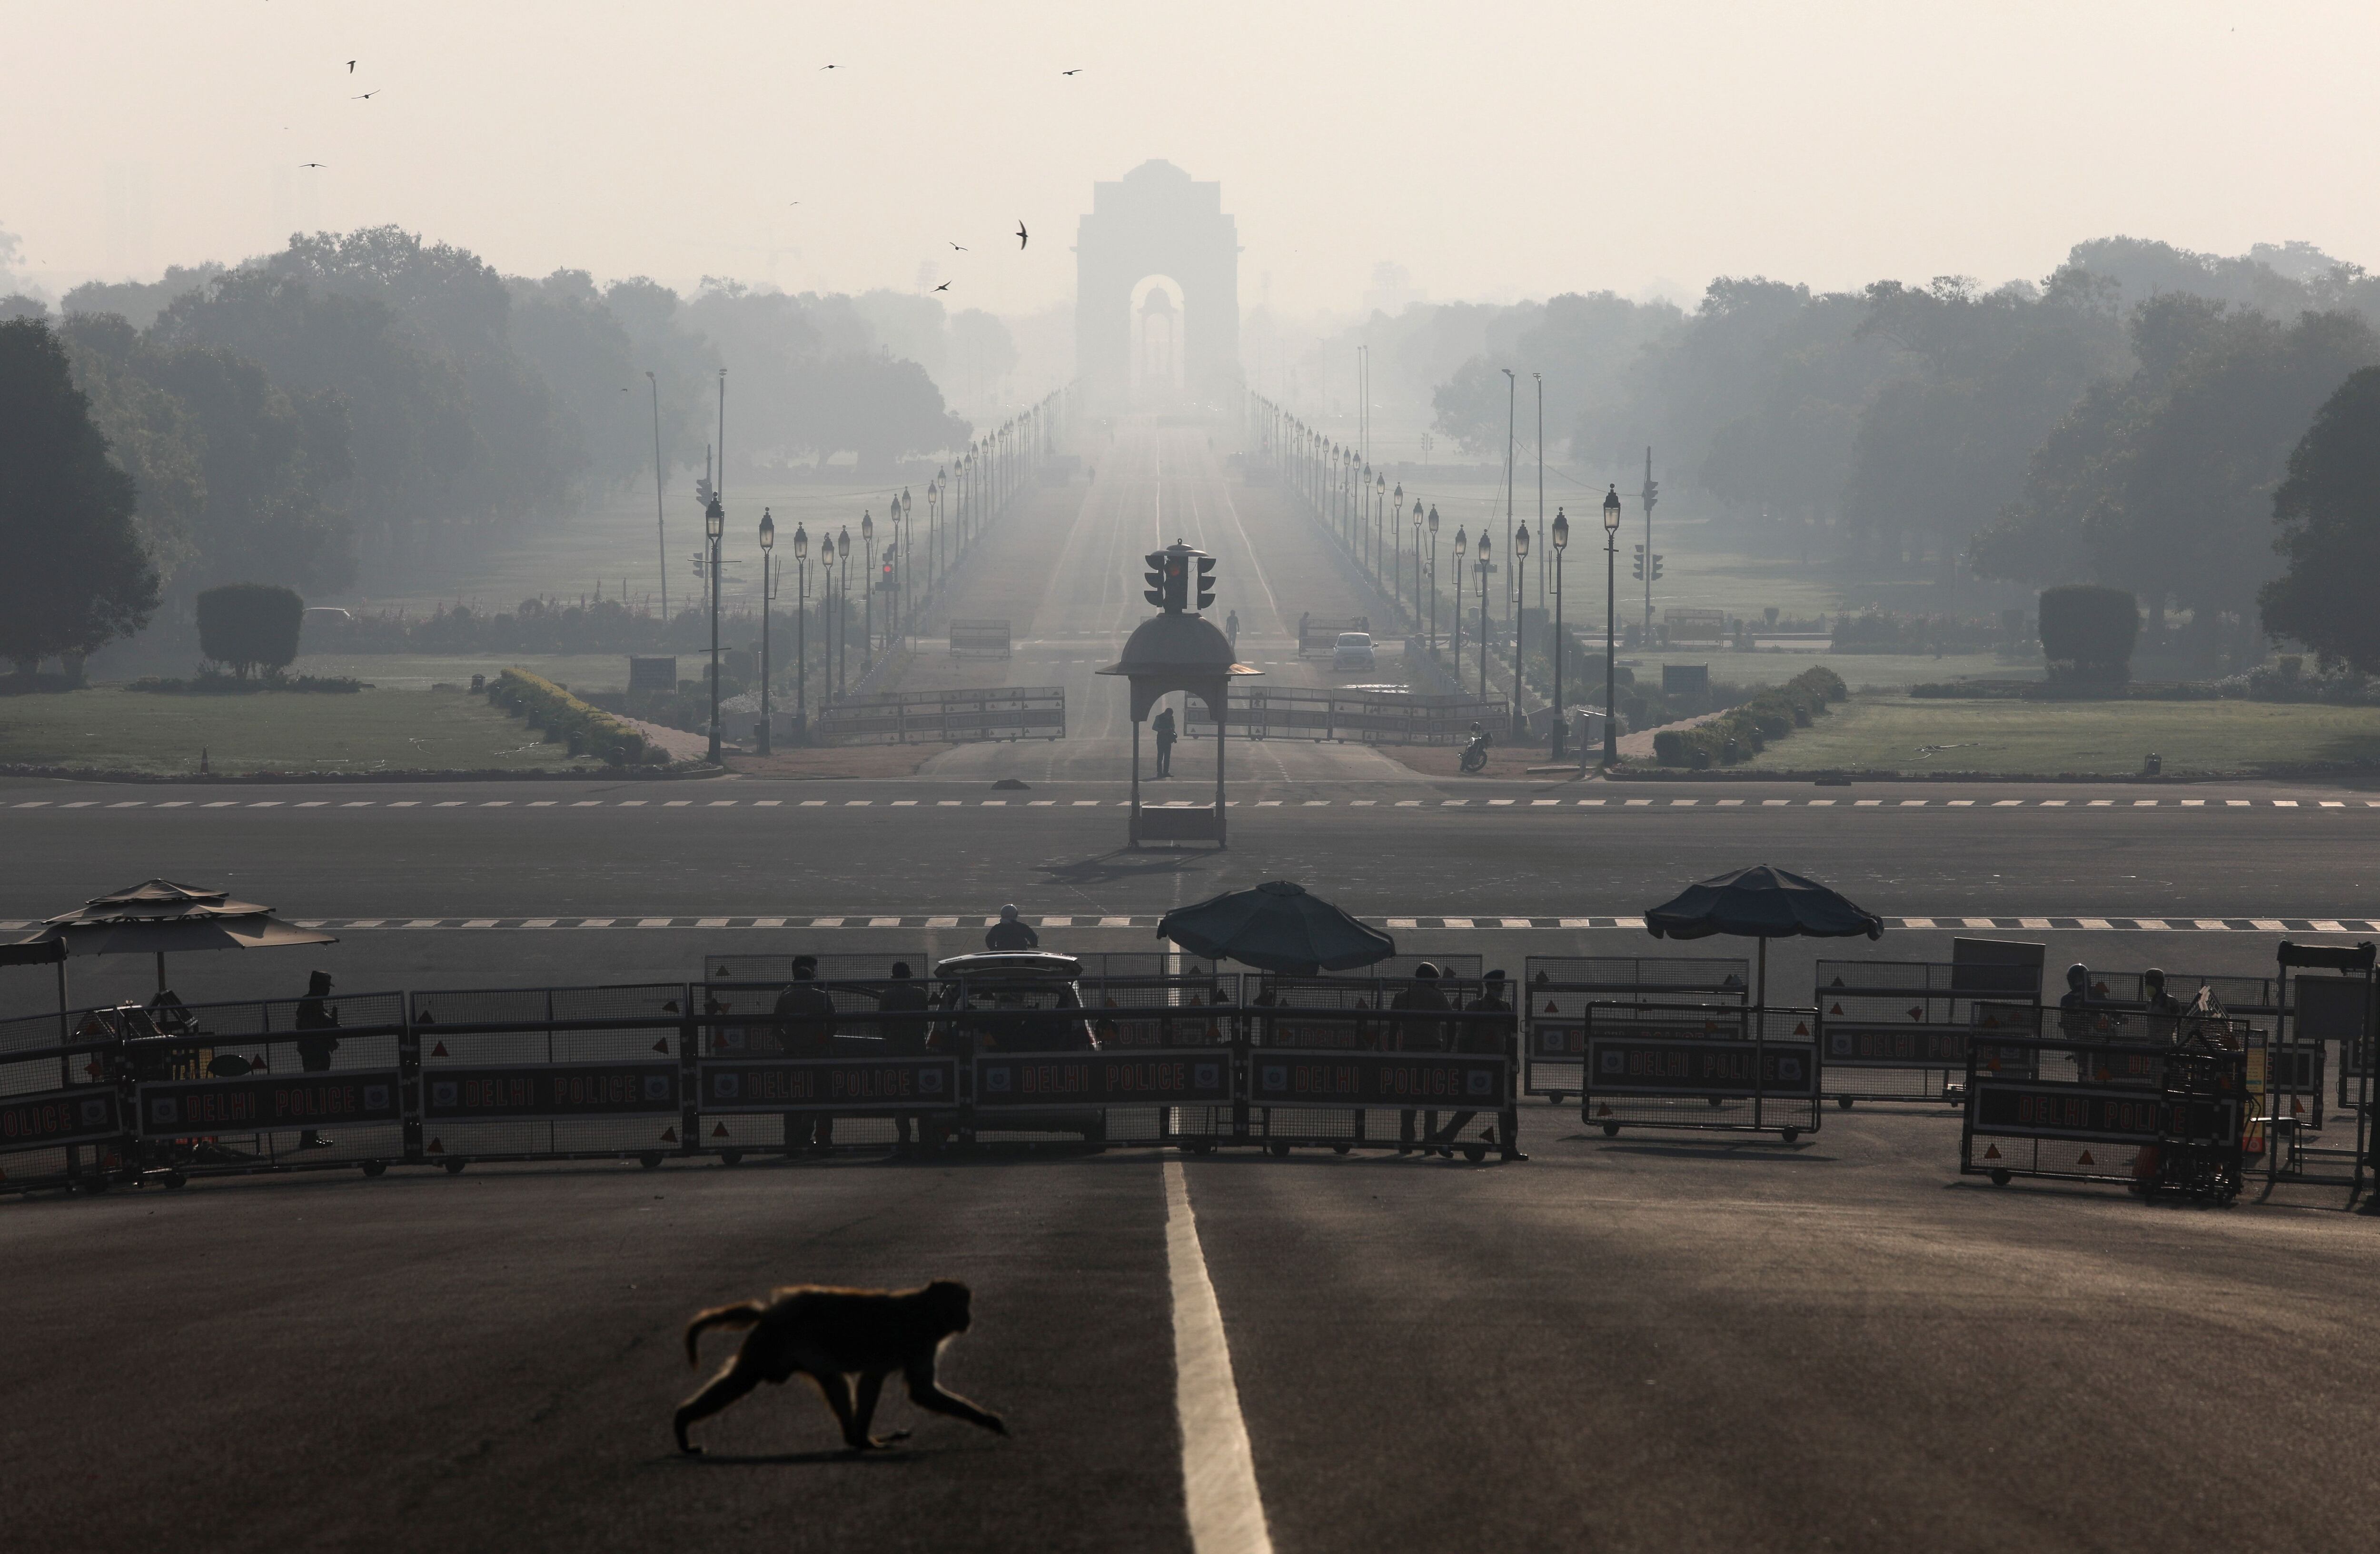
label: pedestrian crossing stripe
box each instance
[11,795,2380,811]
[2,912,2367,934]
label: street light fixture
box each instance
[898,487,912,644]
[818,530,836,707]
[860,509,875,676]
[758,509,777,755]
[1602,483,1623,769]
[930,470,943,589]
[1408,496,1421,632]
[1427,505,1440,656]
[836,523,852,699]
[704,493,725,764]
[1550,508,1569,763]
[793,521,809,737]
[1512,522,1531,739]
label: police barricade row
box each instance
[1581,1004,1823,1143]
[410,983,688,1168]
[0,1003,128,1193]
[1961,1030,2250,1202]
[1241,979,1519,1160]
[1814,938,2044,1105]
[1520,955,1749,1101]
[2269,944,2376,1192]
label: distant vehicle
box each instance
[1331,631,1376,673]
[931,952,1104,1145]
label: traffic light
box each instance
[1649,553,1664,583]
[1195,556,1216,611]
[1642,477,1659,513]
[1144,549,1170,608]
[1632,544,1645,581]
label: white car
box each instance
[1331,632,1376,672]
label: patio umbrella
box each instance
[18,879,337,994]
[1643,864,1884,1008]
[1157,879,1396,976]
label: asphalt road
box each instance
[9,418,2380,1552]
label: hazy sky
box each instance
[9,0,2378,315]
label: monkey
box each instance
[674,1279,1007,1454]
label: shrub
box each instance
[2038,585,2138,684]
[196,584,306,678]
[486,667,658,766]
[1653,667,1846,767]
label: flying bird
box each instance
[1062,69,1082,75]
[353,90,378,99]
[1016,221,1028,249]
[347,60,356,72]
[933,282,951,292]
[820,64,837,70]
[300,161,326,168]
[949,242,966,251]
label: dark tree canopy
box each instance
[0,318,158,665]
[196,582,305,677]
[2259,368,2380,672]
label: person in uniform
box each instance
[1390,963,1451,1153]
[774,957,837,1155]
[294,970,340,1149]
[876,962,934,1153]
[1428,969,1511,1156]
[1152,704,1177,778]
[985,905,1039,951]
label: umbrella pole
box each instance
[1757,938,1766,1015]
[157,951,168,995]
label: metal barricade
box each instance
[1582,1004,1823,1142]
[409,983,691,1169]
[123,992,411,1184]
[0,1005,125,1194]
[1522,956,1749,1102]
[1243,979,1519,1161]
[2268,942,2374,1197]
[1962,1028,2248,1200]
[1815,939,2043,1106]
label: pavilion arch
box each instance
[1075,160,1241,409]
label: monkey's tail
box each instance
[684,1301,766,1366]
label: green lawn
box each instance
[0,687,607,775]
[287,653,639,693]
[1743,696,2380,776]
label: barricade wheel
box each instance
[638,1153,663,1170]
[1267,1142,1291,1158]
[443,1159,467,1175]
[1600,1121,1620,1137]
[1780,1129,1800,1145]
[163,1171,188,1189]
[361,1161,387,1177]
[720,1150,744,1167]
[1332,1144,1352,1156]
[1462,1144,1488,1163]
[1989,1168,2012,1186]
[1837,1097,1854,1110]
[1706,1097,1724,1108]
[1547,1093,1566,1106]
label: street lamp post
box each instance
[793,522,808,737]
[860,510,875,676]
[899,487,912,645]
[836,524,852,698]
[1512,522,1531,739]
[1603,484,1623,769]
[818,531,836,706]
[1427,505,1440,655]
[758,509,777,755]
[1475,529,1492,700]
[1451,527,1468,687]
[1407,496,1420,631]
[1393,483,1406,607]
[704,494,724,764]
[1550,508,1569,764]
[929,470,943,591]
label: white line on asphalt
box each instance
[1164,1161,1274,1554]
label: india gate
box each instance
[1074,160,1242,409]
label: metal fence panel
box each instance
[1582,1006,1822,1141]
[1961,1031,2249,1199]
[1523,956,1749,1099]
[1182,687,1504,746]
[815,686,1062,745]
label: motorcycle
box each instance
[1459,729,1491,773]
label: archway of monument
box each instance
[1130,275,1187,405]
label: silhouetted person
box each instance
[1152,705,1177,778]
[985,904,1038,951]
[1390,963,1451,1153]
[294,970,339,1148]
[1225,610,1239,651]
[774,956,837,1154]
[878,961,933,1152]
[1429,970,1511,1155]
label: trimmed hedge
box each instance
[1653,667,1847,768]
[197,584,305,678]
[2039,584,2138,684]
[486,667,659,766]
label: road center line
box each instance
[1164,1160,1273,1554]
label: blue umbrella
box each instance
[1644,864,1883,1007]
[1158,880,1395,975]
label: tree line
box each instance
[0,227,1002,613]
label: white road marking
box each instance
[1164,1161,1274,1554]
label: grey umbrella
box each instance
[19,879,337,995]
[1643,864,1884,1008]
[1157,880,1395,976]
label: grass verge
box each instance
[1742,695,2380,777]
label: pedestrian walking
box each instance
[1152,704,1177,778]
[774,956,837,1155]
[1390,963,1450,1153]
[1224,609,1239,651]
[294,970,339,1149]
[985,904,1039,951]
[1428,970,1511,1156]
